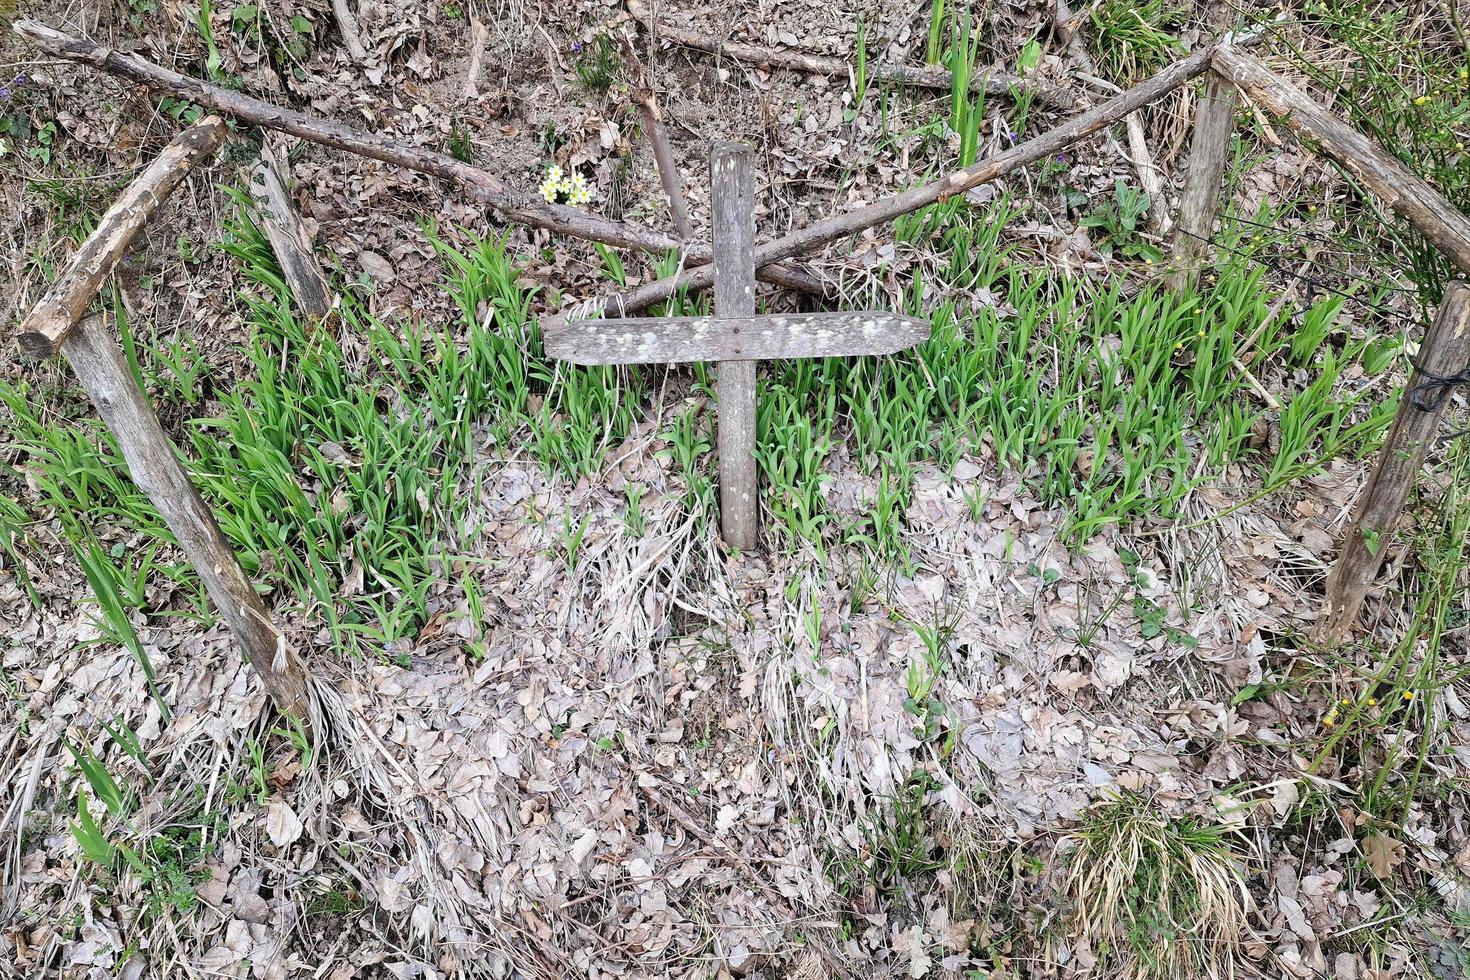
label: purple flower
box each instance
[12,74,26,87]
[0,87,10,101]
[571,41,583,53]
[1055,153,1067,163]
[1005,129,1019,143]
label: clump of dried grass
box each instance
[1064,791,1253,979]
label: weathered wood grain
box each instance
[17,117,225,358]
[252,142,332,318]
[544,311,929,365]
[62,314,314,719]
[547,27,1262,328]
[1213,47,1470,278]
[1168,69,1237,291]
[712,143,759,552]
[1318,284,1470,643]
[12,19,825,298]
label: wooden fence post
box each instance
[62,315,314,717]
[1168,70,1237,291]
[1318,282,1470,642]
[711,143,759,551]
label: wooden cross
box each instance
[545,143,930,549]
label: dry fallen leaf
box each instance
[264,797,303,848]
[1362,835,1403,880]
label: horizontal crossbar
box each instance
[543,311,930,366]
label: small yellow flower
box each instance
[1457,142,1465,152]
[1403,690,1416,701]
[547,164,565,183]
[1367,698,1377,706]
[1323,716,1336,727]
[1197,329,1206,338]
[539,178,560,203]
[566,172,592,207]
[1415,95,1431,106]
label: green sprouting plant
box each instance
[1087,0,1185,85]
[623,485,646,536]
[561,511,591,570]
[0,489,38,608]
[73,536,171,721]
[925,0,946,64]
[903,611,955,746]
[573,35,619,95]
[660,404,716,519]
[448,117,473,164]
[859,774,947,898]
[1079,180,1160,261]
[194,0,225,80]
[946,9,986,167]
[146,335,212,405]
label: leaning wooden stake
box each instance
[15,119,314,720]
[621,33,695,239]
[251,142,332,317]
[63,315,314,718]
[1319,283,1470,642]
[1212,48,1470,277]
[17,118,226,357]
[711,143,759,551]
[11,19,824,298]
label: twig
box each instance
[252,141,332,317]
[13,19,826,299]
[629,0,1076,109]
[1125,113,1167,232]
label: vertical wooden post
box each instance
[1318,283,1470,642]
[711,143,758,551]
[61,314,314,719]
[1167,68,1237,292]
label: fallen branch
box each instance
[17,116,226,357]
[13,19,825,298]
[1212,47,1470,277]
[630,0,1076,109]
[549,29,1258,328]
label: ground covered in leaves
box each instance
[3,0,1470,978]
